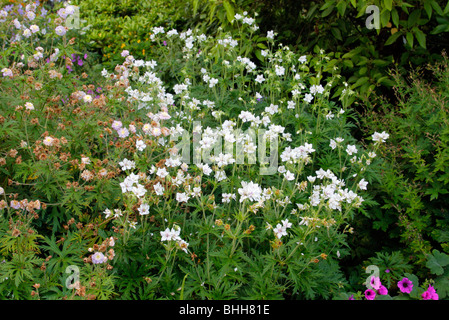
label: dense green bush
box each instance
[71,0,188,69]
[188,0,449,102]
[359,52,449,271]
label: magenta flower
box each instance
[422,285,439,300]
[398,278,413,294]
[365,289,376,300]
[378,285,388,295]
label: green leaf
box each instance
[426,250,449,275]
[391,8,399,26]
[336,1,347,16]
[413,27,426,48]
[381,9,391,28]
[331,27,343,41]
[431,0,444,15]
[406,31,414,47]
[424,1,433,19]
[384,0,393,11]
[384,31,401,45]
[223,0,235,23]
[407,9,421,28]
[321,2,336,17]
[351,76,369,89]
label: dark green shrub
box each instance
[360,51,449,271]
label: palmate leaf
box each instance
[41,231,85,275]
[0,252,44,288]
[426,249,449,276]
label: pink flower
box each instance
[398,278,413,294]
[117,127,129,138]
[422,285,439,300]
[370,276,381,290]
[378,285,388,295]
[364,289,376,300]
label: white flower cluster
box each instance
[308,168,364,211]
[119,172,147,199]
[280,143,315,164]
[160,225,189,253]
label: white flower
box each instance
[197,163,212,176]
[372,131,389,143]
[284,170,295,181]
[119,158,135,171]
[238,181,262,203]
[136,139,147,151]
[303,93,313,103]
[43,136,54,146]
[298,55,307,64]
[275,65,285,76]
[310,84,324,95]
[131,183,147,198]
[255,74,265,83]
[208,77,218,88]
[25,102,34,110]
[176,192,189,203]
[30,25,39,33]
[117,127,129,138]
[153,182,165,196]
[103,208,112,219]
[26,10,35,21]
[160,228,172,241]
[273,223,288,239]
[358,178,368,190]
[2,68,13,77]
[282,219,292,229]
[267,30,275,40]
[156,167,169,179]
[55,26,67,36]
[92,252,107,264]
[83,95,92,103]
[215,170,227,182]
[138,203,150,215]
[222,193,236,203]
[346,145,358,156]
[23,29,32,38]
[265,104,278,115]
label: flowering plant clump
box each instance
[1,0,436,301]
[338,252,448,301]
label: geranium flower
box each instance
[422,285,439,300]
[378,285,388,295]
[91,252,107,264]
[364,289,376,300]
[398,278,413,294]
